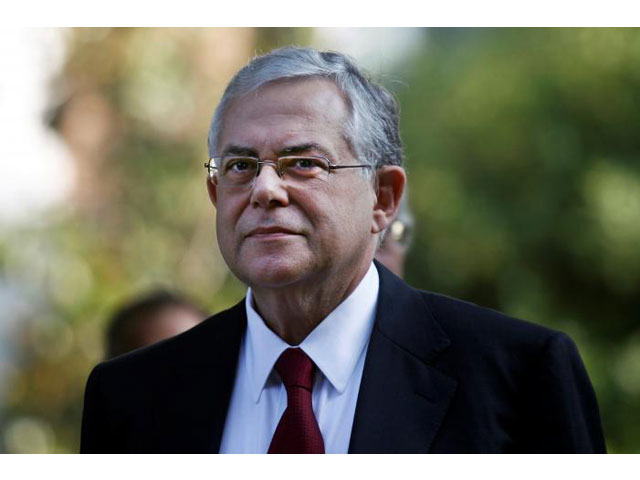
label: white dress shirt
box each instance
[218,262,379,453]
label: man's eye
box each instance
[292,157,323,170]
[225,159,254,173]
[297,158,314,168]
[231,162,249,171]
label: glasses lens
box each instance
[217,156,258,186]
[280,156,329,181]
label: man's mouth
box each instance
[246,226,300,238]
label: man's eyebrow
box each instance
[221,143,334,159]
[221,145,259,157]
[280,143,333,159]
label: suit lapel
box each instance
[349,262,458,453]
[153,300,247,453]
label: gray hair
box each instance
[207,46,404,171]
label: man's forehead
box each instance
[217,77,350,153]
[242,77,343,110]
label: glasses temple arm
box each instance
[329,164,373,170]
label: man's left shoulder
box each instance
[413,287,592,392]
[405,287,605,453]
[376,262,573,365]
[420,288,563,355]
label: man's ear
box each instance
[372,166,406,234]
[206,177,218,207]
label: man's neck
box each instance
[250,261,373,345]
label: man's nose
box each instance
[249,162,289,207]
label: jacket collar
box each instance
[153,300,247,453]
[348,261,457,453]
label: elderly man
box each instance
[81,47,605,453]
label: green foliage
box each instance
[399,28,640,452]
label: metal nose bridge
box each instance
[255,159,285,179]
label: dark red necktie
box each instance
[268,348,325,454]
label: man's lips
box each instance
[246,226,300,237]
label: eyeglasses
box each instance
[204,155,372,188]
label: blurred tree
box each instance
[399,28,640,453]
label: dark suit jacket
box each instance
[81,262,606,453]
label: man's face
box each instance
[208,78,379,290]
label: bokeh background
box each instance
[0,27,638,453]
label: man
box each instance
[81,47,606,453]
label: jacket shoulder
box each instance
[81,300,246,453]
[420,289,562,356]
[413,289,604,453]
[90,300,246,390]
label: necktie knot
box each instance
[274,348,315,391]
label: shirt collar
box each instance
[244,262,379,403]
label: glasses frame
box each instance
[204,154,373,186]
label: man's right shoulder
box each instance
[81,299,246,453]
[90,299,247,385]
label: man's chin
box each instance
[236,260,311,290]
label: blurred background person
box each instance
[375,194,414,278]
[106,290,205,359]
